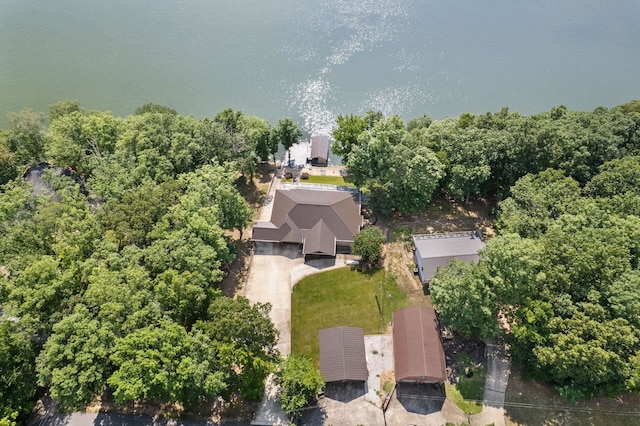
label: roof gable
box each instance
[310,135,330,161]
[303,219,336,256]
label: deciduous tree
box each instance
[107,321,226,405]
[0,322,37,423]
[275,117,302,165]
[276,355,323,418]
[7,108,47,165]
[351,226,386,265]
[331,114,367,163]
[195,297,280,400]
[36,304,109,409]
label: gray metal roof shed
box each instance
[310,135,330,165]
[413,232,485,283]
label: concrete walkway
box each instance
[471,342,511,426]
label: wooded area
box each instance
[333,101,640,400]
[1,99,639,423]
[0,102,296,424]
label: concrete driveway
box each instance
[244,243,347,356]
[244,242,299,356]
[243,242,348,425]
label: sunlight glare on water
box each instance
[285,0,426,135]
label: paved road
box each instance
[36,412,247,426]
[471,341,511,426]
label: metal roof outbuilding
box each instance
[319,326,368,382]
[392,306,446,384]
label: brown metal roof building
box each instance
[392,306,446,384]
[413,231,485,284]
[252,187,362,256]
[319,326,368,382]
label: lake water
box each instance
[1,0,639,134]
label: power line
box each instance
[393,394,640,417]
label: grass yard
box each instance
[303,175,353,186]
[445,353,486,415]
[291,267,409,364]
[282,175,353,186]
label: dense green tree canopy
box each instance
[331,114,367,163]
[7,108,47,165]
[351,226,386,265]
[0,321,37,424]
[345,115,445,215]
[2,99,640,416]
[339,103,640,214]
[0,102,286,417]
[276,355,323,418]
[107,321,226,405]
[431,158,640,397]
[195,297,280,400]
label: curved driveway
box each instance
[243,242,348,425]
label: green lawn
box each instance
[445,353,487,414]
[282,175,353,186]
[291,267,409,364]
[303,175,353,186]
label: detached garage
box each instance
[392,306,446,384]
[319,326,368,383]
[319,326,369,401]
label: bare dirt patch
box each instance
[218,164,273,298]
[219,239,254,298]
[387,195,496,244]
[381,195,496,307]
[383,241,430,306]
